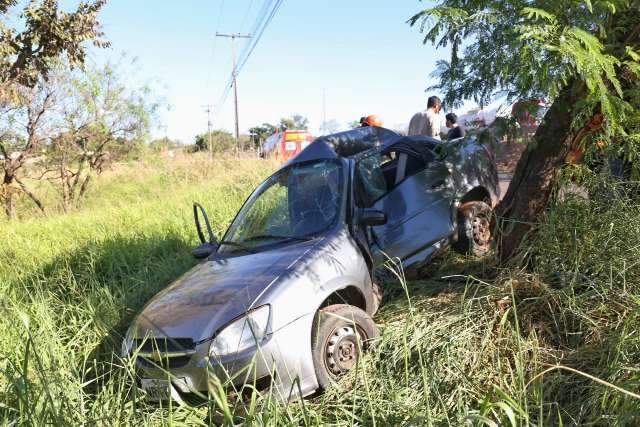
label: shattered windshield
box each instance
[222,160,344,251]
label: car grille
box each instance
[133,337,196,370]
[137,354,192,370]
[132,337,195,353]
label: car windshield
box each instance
[222,160,344,251]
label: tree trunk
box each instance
[2,171,16,220]
[496,83,586,260]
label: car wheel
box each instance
[371,282,383,314]
[311,304,379,391]
[453,201,494,256]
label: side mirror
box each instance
[192,202,219,259]
[192,242,218,259]
[359,208,387,226]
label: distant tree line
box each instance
[193,114,311,155]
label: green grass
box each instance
[1,156,639,425]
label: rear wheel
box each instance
[311,304,378,390]
[453,201,494,256]
[371,282,383,314]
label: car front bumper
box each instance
[134,312,318,403]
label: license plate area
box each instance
[141,378,172,401]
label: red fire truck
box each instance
[261,130,315,162]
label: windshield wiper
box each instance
[219,240,256,253]
[243,234,314,243]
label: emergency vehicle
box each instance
[261,130,314,162]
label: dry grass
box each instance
[1,158,638,425]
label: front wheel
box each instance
[311,304,379,391]
[453,201,494,256]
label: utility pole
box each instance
[216,32,251,154]
[201,104,214,159]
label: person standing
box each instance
[408,96,442,139]
[445,113,465,140]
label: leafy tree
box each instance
[0,77,56,217]
[0,0,107,218]
[279,114,309,130]
[0,0,108,89]
[42,62,157,211]
[194,130,235,154]
[249,122,277,148]
[149,137,182,152]
[411,0,640,259]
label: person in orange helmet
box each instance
[360,114,383,127]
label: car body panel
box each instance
[125,126,499,402]
[133,239,320,342]
[370,161,455,263]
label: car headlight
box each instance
[209,305,270,358]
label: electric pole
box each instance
[216,32,251,154]
[201,104,214,159]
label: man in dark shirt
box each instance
[445,113,464,140]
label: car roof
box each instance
[282,126,441,168]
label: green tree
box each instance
[249,122,277,148]
[194,130,235,154]
[411,0,640,259]
[44,62,157,211]
[279,114,309,130]
[149,137,181,152]
[0,0,108,89]
[0,0,107,219]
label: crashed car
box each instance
[122,126,499,403]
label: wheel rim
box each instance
[324,325,363,377]
[471,214,491,246]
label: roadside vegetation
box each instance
[1,154,639,425]
[1,0,639,425]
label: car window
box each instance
[356,146,437,207]
[355,154,388,207]
[395,151,432,180]
[224,160,344,250]
[232,181,291,239]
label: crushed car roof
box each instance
[283,126,441,168]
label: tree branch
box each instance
[14,176,45,214]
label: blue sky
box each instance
[87,1,452,143]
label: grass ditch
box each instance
[1,157,639,425]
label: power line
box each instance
[239,0,256,33]
[236,0,284,74]
[205,0,227,92]
[213,0,284,118]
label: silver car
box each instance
[122,127,499,403]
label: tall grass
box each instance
[1,157,639,425]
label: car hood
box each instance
[132,240,318,342]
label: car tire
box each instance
[453,201,494,256]
[371,282,383,314]
[311,304,379,391]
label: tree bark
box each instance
[15,176,45,215]
[496,83,586,260]
[497,15,640,261]
[2,170,16,220]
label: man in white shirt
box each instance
[408,96,442,139]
